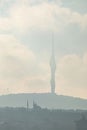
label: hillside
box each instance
[0,93,87,109]
[0,93,87,110]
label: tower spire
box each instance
[27,99,29,111]
[50,33,56,94]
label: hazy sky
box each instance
[0,0,87,99]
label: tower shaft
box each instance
[50,38,56,94]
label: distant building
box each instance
[33,101,41,111]
[75,115,87,130]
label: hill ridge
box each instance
[0,93,87,110]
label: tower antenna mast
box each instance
[50,33,56,94]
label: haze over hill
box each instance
[0,93,87,110]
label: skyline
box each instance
[0,0,87,99]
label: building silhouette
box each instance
[33,101,41,111]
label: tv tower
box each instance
[50,34,56,94]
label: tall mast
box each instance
[27,99,29,111]
[50,34,56,94]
